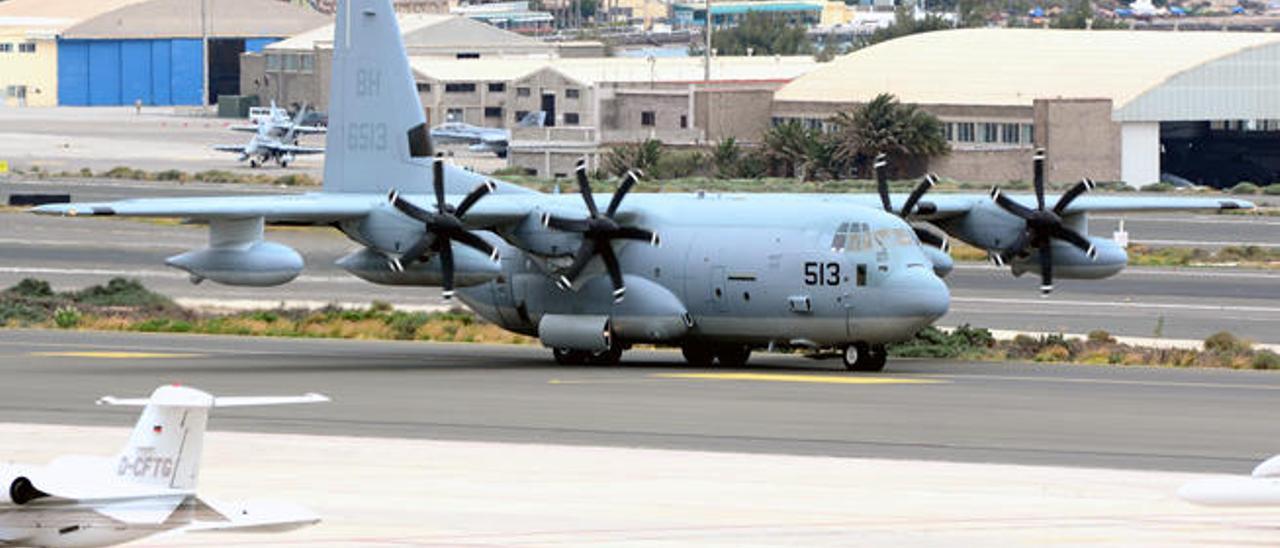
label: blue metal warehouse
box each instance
[53,0,328,106]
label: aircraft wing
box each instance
[180,497,319,534]
[31,192,541,227]
[290,125,327,135]
[274,144,326,155]
[212,144,247,153]
[480,133,508,145]
[31,194,379,223]
[228,124,260,133]
[841,193,1254,220]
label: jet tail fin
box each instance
[100,386,328,491]
[517,110,547,128]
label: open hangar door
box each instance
[1160,121,1280,188]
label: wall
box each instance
[0,34,57,107]
[1034,98,1122,184]
[696,87,775,143]
[239,48,331,113]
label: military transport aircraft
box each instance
[33,0,1251,372]
[1180,454,1280,507]
[214,103,326,168]
[0,385,325,547]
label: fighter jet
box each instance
[430,111,545,158]
[32,0,1252,371]
[214,102,326,168]
[0,385,327,547]
[1179,455,1280,506]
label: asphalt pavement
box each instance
[1,329,1277,473]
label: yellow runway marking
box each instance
[30,351,203,359]
[653,373,945,385]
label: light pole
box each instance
[200,0,209,108]
[703,0,711,81]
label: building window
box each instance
[488,82,505,93]
[300,54,314,72]
[565,88,580,99]
[1001,123,1020,144]
[456,52,480,59]
[943,122,954,141]
[680,114,687,129]
[445,83,476,93]
[515,110,529,121]
[0,43,12,53]
[516,87,531,97]
[485,107,503,118]
[982,123,998,143]
[446,108,464,122]
[265,53,281,70]
[284,54,299,71]
[564,112,579,125]
[641,111,656,126]
[18,42,35,53]
[1023,124,1035,143]
[957,122,975,143]
[416,82,431,93]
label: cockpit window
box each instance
[832,223,916,252]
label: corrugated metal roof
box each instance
[775,28,1280,109]
[268,14,544,51]
[60,0,331,39]
[0,0,150,33]
[411,55,819,83]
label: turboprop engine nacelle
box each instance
[1010,236,1127,280]
[0,468,48,506]
[166,241,304,287]
[336,247,500,287]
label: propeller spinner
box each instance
[873,153,949,253]
[386,159,500,300]
[542,159,659,303]
[988,148,1098,296]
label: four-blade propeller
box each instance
[541,159,659,303]
[386,159,500,299]
[988,148,1098,295]
[873,153,949,253]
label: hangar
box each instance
[771,29,1280,187]
[0,0,327,107]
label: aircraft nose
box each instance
[887,266,950,321]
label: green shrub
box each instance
[100,166,148,180]
[1204,331,1251,354]
[1253,350,1280,370]
[1087,329,1116,344]
[53,306,81,328]
[652,150,706,180]
[273,174,316,186]
[1263,184,1280,196]
[73,278,173,308]
[79,167,93,177]
[193,170,242,183]
[1144,182,1176,192]
[1229,182,1260,195]
[0,302,43,325]
[6,278,53,298]
[154,169,188,182]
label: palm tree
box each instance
[762,121,815,179]
[830,93,949,178]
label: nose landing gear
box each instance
[843,342,887,372]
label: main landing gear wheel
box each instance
[248,158,260,168]
[681,344,751,367]
[843,342,887,372]
[552,346,623,366]
[681,344,715,367]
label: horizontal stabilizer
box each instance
[183,497,320,533]
[98,392,329,408]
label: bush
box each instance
[1087,329,1116,344]
[154,169,188,182]
[193,170,242,183]
[6,278,53,298]
[100,166,148,180]
[1033,345,1071,363]
[1229,182,1261,195]
[651,150,706,180]
[1253,350,1280,370]
[1264,184,1280,196]
[53,306,81,328]
[888,324,993,358]
[273,174,316,186]
[73,278,173,308]
[1144,182,1176,192]
[1204,331,1251,354]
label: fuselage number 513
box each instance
[804,261,840,286]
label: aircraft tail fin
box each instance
[101,386,328,491]
[322,0,433,193]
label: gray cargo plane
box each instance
[33,0,1251,371]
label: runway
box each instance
[1,329,1277,473]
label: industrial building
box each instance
[479,56,819,177]
[772,28,1280,187]
[241,14,602,111]
[0,0,327,107]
